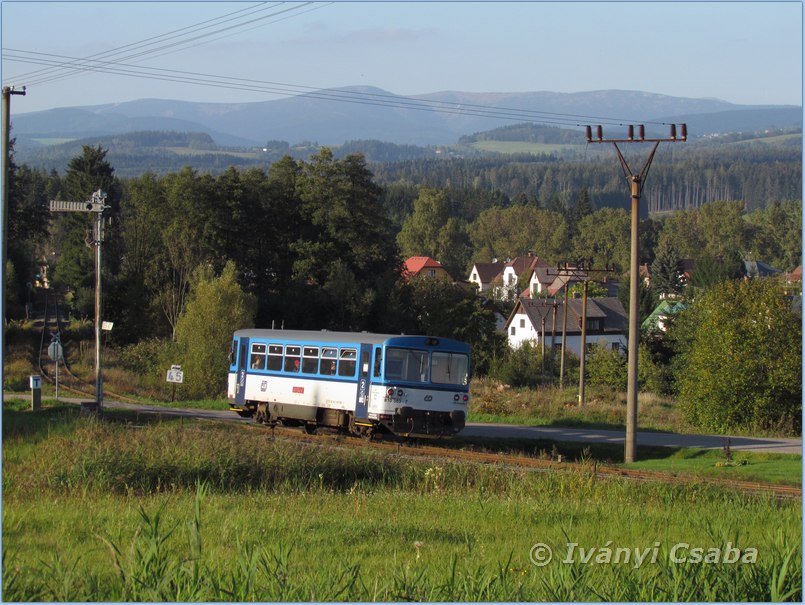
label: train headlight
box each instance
[397,389,404,397]
[387,388,395,397]
[453,394,460,402]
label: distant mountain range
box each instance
[11,87,802,149]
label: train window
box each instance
[284,346,301,372]
[361,350,370,378]
[338,348,357,377]
[302,346,320,374]
[267,345,283,371]
[385,348,429,383]
[229,340,237,366]
[373,348,382,378]
[321,348,338,375]
[431,352,469,386]
[250,343,267,370]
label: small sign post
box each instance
[48,335,63,401]
[29,374,42,411]
[166,364,183,402]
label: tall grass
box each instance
[4,483,800,601]
[469,377,689,433]
[3,407,801,601]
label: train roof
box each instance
[233,329,470,350]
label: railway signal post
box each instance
[49,190,110,410]
[585,124,686,462]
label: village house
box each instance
[402,256,453,281]
[505,296,628,358]
[468,261,505,293]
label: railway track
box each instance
[29,293,800,502]
[237,418,803,501]
[36,291,144,405]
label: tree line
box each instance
[8,143,802,333]
[6,144,802,431]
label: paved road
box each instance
[462,422,803,455]
[5,393,802,454]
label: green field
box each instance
[469,141,584,154]
[2,403,801,601]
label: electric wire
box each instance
[8,2,320,89]
[7,2,280,84]
[4,49,672,128]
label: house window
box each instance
[588,319,601,331]
[427,269,436,278]
[510,326,516,335]
[611,342,622,353]
[519,319,525,328]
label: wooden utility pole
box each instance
[585,123,686,462]
[2,86,26,370]
[549,262,614,400]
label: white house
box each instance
[468,261,504,293]
[505,296,628,358]
[498,255,550,301]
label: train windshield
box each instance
[385,348,429,383]
[431,352,469,386]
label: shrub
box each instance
[585,343,627,391]
[676,279,802,433]
[174,262,256,399]
[489,342,544,388]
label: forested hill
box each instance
[12,127,801,215]
[372,144,802,215]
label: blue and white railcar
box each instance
[227,329,470,437]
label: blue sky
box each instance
[1,1,802,114]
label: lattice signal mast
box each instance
[50,190,110,410]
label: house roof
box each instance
[505,255,549,278]
[787,265,802,282]
[470,262,505,283]
[506,296,628,334]
[743,260,782,278]
[403,256,449,279]
[641,300,687,331]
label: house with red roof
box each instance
[402,256,453,281]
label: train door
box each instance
[235,337,249,407]
[354,343,373,419]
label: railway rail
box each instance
[74,396,801,502]
[36,291,143,405]
[28,293,800,502]
[245,422,802,501]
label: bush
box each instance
[489,342,545,388]
[676,279,802,433]
[585,343,627,391]
[175,262,256,399]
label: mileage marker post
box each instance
[585,124,686,463]
[50,190,110,411]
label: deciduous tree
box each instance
[675,278,801,433]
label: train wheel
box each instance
[304,423,317,435]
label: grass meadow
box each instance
[2,403,801,601]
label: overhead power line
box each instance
[3,49,672,128]
[6,2,324,89]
